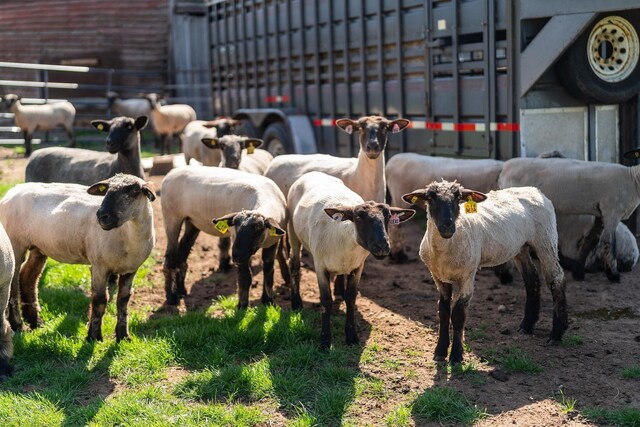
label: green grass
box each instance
[561,334,584,347]
[501,346,543,374]
[622,365,640,379]
[556,388,577,415]
[412,386,486,425]
[583,407,640,427]
[386,403,412,426]
[0,180,22,198]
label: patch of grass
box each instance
[354,375,387,400]
[582,407,640,427]
[386,404,412,427]
[449,360,487,384]
[501,347,542,374]
[556,387,577,415]
[382,358,401,370]
[0,180,22,198]
[561,334,584,347]
[467,324,488,341]
[0,392,64,427]
[622,365,640,379]
[412,386,486,425]
[109,336,176,385]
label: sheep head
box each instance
[402,180,486,239]
[92,116,148,154]
[202,118,242,137]
[336,116,410,159]
[201,135,263,169]
[324,201,415,259]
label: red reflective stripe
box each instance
[495,122,520,131]
[265,95,289,103]
[454,123,476,131]
[426,122,442,130]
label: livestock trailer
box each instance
[204,0,640,163]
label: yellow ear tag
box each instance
[215,220,229,234]
[411,196,418,204]
[247,143,255,154]
[269,227,278,237]
[98,184,107,193]
[97,123,104,131]
[464,196,477,214]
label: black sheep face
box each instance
[335,116,411,160]
[91,116,148,154]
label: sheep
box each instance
[200,135,273,174]
[0,93,75,157]
[386,152,504,262]
[107,92,151,119]
[557,215,638,273]
[0,222,15,378]
[498,150,640,282]
[265,116,411,202]
[161,166,288,308]
[144,93,196,155]
[0,174,156,341]
[287,171,415,348]
[183,118,241,166]
[402,180,568,364]
[24,116,148,185]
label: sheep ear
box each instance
[460,189,487,203]
[389,119,411,133]
[141,181,156,201]
[402,190,428,205]
[266,218,286,237]
[389,208,416,223]
[244,138,263,149]
[135,116,149,130]
[87,180,110,196]
[324,207,354,222]
[91,120,111,132]
[623,148,640,159]
[212,212,238,235]
[336,119,358,135]
[201,138,219,149]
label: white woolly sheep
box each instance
[386,152,504,262]
[265,116,411,202]
[201,135,273,174]
[161,166,288,308]
[145,93,196,155]
[0,93,75,157]
[403,180,568,364]
[0,222,15,378]
[288,171,414,348]
[498,150,640,282]
[0,174,156,341]
[183,118,241,166]
[557,215,638,273]
[107,92,151,119]
[25,116,148,185]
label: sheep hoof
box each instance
[0,359,13,379]
[27,316,44,330]
[86,334,103,342]
[388,250,410,264]
[237,302,249,310]
[433,353,448,363]
[261,295,274,306]
[116,334,131,343]
[545,338,561,346]
[346,330,360,346]
[291,295,303,311]
[319,340,331,351]
[605,269,620,283]
[518,323,535,335]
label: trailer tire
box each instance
[234,118,260,138]
[262,122,292,156]
[556,12,640,104]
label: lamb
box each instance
[557,215,638,273]
[0,222,15,378]
[0,93,75,157]
[25,116,148,185]
[161,166,288,308]
[498,149,640,282]
[386,152,504,261]
[107,92,151,119]
[201,135,273,174]
[265,116,411,202]
[0,174,156,341]
[402,180,568,364]
[183,118,240,166]
[288,171,415,348]
[144,93,196,155]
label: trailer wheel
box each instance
[556,12,640,104]
[234,118,260,138]
[262,122,292,156]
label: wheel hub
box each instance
[587,16,639,83]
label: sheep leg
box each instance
[19,248,47,329]
[236,262,252,309]
[535,244,568,343]
[7,250,26,331]
[163,219,183,306]
[601,220,619,282]
[276,238,291,287]
[66,126,75,148]
[493,262,515,285]
[260,245,277,305]
[176,132,184,153]
[87,267,110,341]
[449,295,470,365]
[514,247,541,334]
[433,281,452,362]
[0,276,13,377]
[218,237,232,272]
[317,269,333,349]
[573,216,603,280]
[23,131,32,157]
[388,223,409,263]
[176,221,200,297]
[333,275,345,303]
[160,134,170,155]
[288,223,303,310]
[344,265,363,345]
[115,273,134,342]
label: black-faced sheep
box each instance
[288,171,414,348]
[183,118,240,166]
[200,135,273,174]
[0,174,156,341]
[403,180,568,364]
[25,116,148,185]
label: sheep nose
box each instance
[370,242,390,259]
[96,210,116,228]
[366,142,380,152]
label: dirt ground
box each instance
[1,148,639,426]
